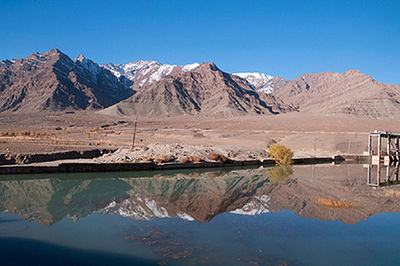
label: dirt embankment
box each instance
[0,149,115,165]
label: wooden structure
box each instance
[368,131,400,165]
[366,131,400,186]
[367,163,400,187]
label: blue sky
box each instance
[1,0,399,84]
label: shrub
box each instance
[2,131,17,137]
[179,157,191,164]
[140,156,153,162]
[208,153,231,163]
[189,155,201,163]
[268,143,293,165]
[154,155,172,164]
[267,165,293,183]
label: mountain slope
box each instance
[102,62,294,116]
[271,70,400,119]
[0,49,133,112]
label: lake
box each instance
[1,163,400,265]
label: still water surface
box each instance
[1,164,400,265]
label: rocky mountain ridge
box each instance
[1,49,400,118]
[0,49,134,112]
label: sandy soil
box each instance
[1,111,399,160]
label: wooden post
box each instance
[377,162,381,186]
[368,134,372,156]
[396,137,399,158]
[131,118,138,150]
[386,165,390,184]
[378,135,381,163]
[387,136,391,155]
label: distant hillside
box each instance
[0,49,133,112]
[271,70,400,119]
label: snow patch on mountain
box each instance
[149,64,175,83]
[234,72,274,93]
[182,63,200,72]
[230,195,270,215]
[102,60,200,88]
[177,212,195,221]
[98,197,169,220]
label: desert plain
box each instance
[1,111,399,164]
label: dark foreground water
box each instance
[1,163,400,265]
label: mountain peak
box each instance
[193,62,219,72]
[75,54,87,62]
[344,69,364,76]
[43,48,64,56]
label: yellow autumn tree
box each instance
[268,143,294,165]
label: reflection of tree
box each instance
[267,165,293,183]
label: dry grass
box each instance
[140,156,154,162]
[154,155,172,164]
[189,155,201,163]
[316,198,357,208]
[208,153,231,163]
[1,131,17,136]
[179,156,202,163]
[385,190,400,197]
[1,131,51,138]
[178,157,191,163]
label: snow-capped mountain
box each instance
[98,196,195,221]
[234,72,275,93]
[103,61,200,89]
[98,193,270,222]
[102,62,294,116]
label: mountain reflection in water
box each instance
[1,163,399,226]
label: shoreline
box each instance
[0,155,369,175]
[0,149,116,166]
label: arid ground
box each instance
[1,111,399,158]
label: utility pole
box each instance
[131,117,138,150]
